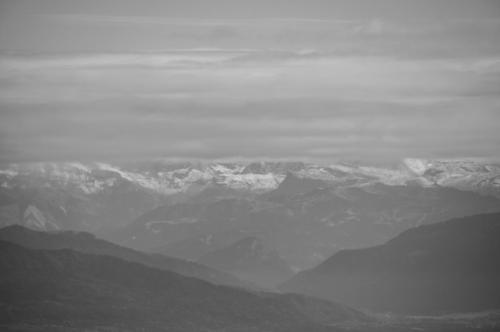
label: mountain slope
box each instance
[199,236,294,288]
[113,183,500,270]
[0,173,162,232]
[0,225,248,289]
[281,213,500,314]
[0,241,368,332]
[158,228,255,261]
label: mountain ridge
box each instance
[0,239,369,332]
[0,224,250,289]
[2,158,499,198]
[280,212,500,314]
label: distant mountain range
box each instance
[1,159,499,232]
[2,159,500,274]
[2,159,500,200]
[281,213,500,315]
[108,174,500,271]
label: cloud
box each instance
[3,8,500,57]
[1,2,499,163]
[2,52,499,103]
[1,60,500,163]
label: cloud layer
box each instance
[1,1,500,163]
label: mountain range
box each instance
[2,159,500,274]
[2,159,500,201]
[108,174,500,271]
[2,215,500,331]
[281,213,500,314]
[1,159,499,229]
[0,239,369,332]
[0,225,249,289]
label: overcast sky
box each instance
[1,0,500,164]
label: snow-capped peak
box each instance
[1,159,500,198]
[403,158,430,176]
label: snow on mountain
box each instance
[23,205,60,231]
[5,159,497,268]
[0,161,287,195]
[403,158,430,175]
[401,158,500,196]
[1,159,499,198]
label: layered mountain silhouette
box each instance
[0,240,368,332]
[109,181,500,270]
[2,161,500,330]
[0,225,248,289]
[281,213,500,314]
[3,161,500,272]
[199,236,294,288]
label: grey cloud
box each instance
[3,9,500,58]
[0,0,499,163]
[1,95,500,163]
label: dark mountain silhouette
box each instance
[281,213,500,314]
[199,236,294,288]
[0,225,248,289]
[0,240,368,332]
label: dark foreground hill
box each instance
[0,225,249,289]
[0,241,367,332]
[281,213,500,314]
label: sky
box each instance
[1,0,500,164]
